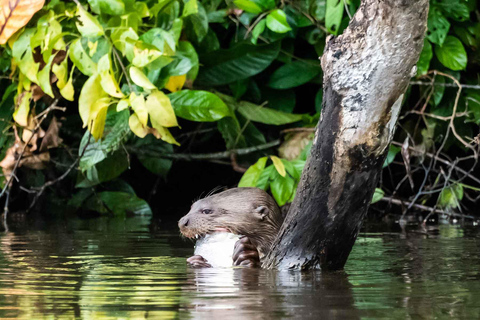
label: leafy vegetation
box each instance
[0,0,479,220]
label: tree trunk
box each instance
[263,0,429,271]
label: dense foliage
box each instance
[0,0,479,219]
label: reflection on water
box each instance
[0,216,479,319]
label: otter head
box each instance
[178,187,283,257]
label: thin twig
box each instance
[410,81,480,90]
[26,136,91,211]
[127,139,281,161]
[379,196,476,220]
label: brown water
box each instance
[0,216,479,319]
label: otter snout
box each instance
[178,216,190,232]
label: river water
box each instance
[0,216,479,319]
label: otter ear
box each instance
[254,205,269,221]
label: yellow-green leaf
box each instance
[37,53,56,98]
[52,58,68,89]
[129,66,156,90]
[129,92,148,126]
[271,155,286,177]
[117,98,129,111]
[154,125,180,146]
[13,91,32,127]
[146,90,178,128]
[76,5,104,38]
[79,73,106,127]
[129,113,149,138]
[60,66,75,101]
[165,74,186,92]
[132,44,162,67]
[88,97,110,140]
[69,38,97,76]
[98,54,124,98]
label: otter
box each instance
[178,187,283,268]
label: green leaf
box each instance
[266,9,292,34]
[431,75,445,106]
[238,157,268,187]
[465,91,480,125]
[12,29,39,83]
[416,39,433,76]
[217,114,247,149]
[326,0,344,35]
[76,5,104,38]
[436,1,470,22]
[86,191,152,215]
[427,7,450,46]
[251,19,266,44]
[169,90,231,122]
[262,88,296,113]
[185,2,209,42]
[382,145,401,168]
[162,41,199,77]
[183,0,198,16]
[435,36,467,71]
[77,150,128,187]
[268,60,321,89]
[196,42,280,86]
[79,110,130,170]
[234,0,263,14]
[219,93,303,125]
[270,172,296,206]
[88,0,125,15]
[0,84,16,150]
[371,188,384,204]
[256,165,274,190]
[438,184,463,209]
[133,135,173,177]
[69,39,97,76]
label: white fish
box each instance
[194,232,242,267]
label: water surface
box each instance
[0,216,479,319]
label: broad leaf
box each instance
[325,0,343,35]
[435,36,467,71]
[371,188,384,204]
[146,90,178,127]
[79,109,130,170]
[76,5,104,38]
[238,157,268,187]
[268,60,321,89]
[427,6,450,46]
[196,42,280,86]
[88,0,125,16]
[169,90,230,122]
[266,9,291,34]
[416,39,433,76]
[220,94,303,125]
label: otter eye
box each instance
[201,209,213,214]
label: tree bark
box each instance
[263,0,429,271]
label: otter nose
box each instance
[179,217,189,229]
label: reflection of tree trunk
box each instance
[264,0,429,271]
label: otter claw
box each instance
[187,255,212,268]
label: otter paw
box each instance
[187,255,212,268]
[233,236,260,268]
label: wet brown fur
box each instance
[178,188,283,258]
